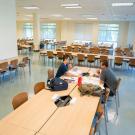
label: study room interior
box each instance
[0,0,135,135]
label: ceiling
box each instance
[16,0,135,21]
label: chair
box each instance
[128,58,135,69]
[93,48,100,54]
[73,46,79,52]
[47,51,54,65]
[87,55,95,67]
[0,62,9,81]
[18,57,29,73]
[57,51,64,62]
[56,48,62,51]
[9,59,18,78]
[100,55,108,63]
[48,68,54,80]
[65,52,73,63]
[114,57,123,68]
[77,54,85,66]
[12,92,28,110]
[90,89,110,135]
[114,78,121,115]
[67,46,72,52]
[34,82,45,94]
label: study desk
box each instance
[0,121,35,135]
[0,83,76,133]
[38,87,99,135]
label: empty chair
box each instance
[100,55,108,63]
[0,62,9,81]
[47,51,54,65]
[18,57,29,73]
[12,92,28,110]
[128,58,135,69]
[87,55,95,67]
[114,57,123,68]
[57,51,64,61]
[77,54,85,66]
[65,52,73,63]
[56,48,62,51]
[34,82,45,94]
[9,59,18,78]
[73,46,79,52]
[67,46,72,52]
[93,48,100,54]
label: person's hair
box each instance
[63,55,68,61]
[101,60,108,67]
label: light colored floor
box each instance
[0,52,135,135]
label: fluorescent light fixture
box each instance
[87,17,98,20]
[25,15,33,17]
[24,6,39,9]
[61,4,79,7]
[112,3,133,7]
[64,18,71,20]
[65,6,82,9]
[51,14,63,17]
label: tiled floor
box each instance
[0,52,135,135]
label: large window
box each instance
[98,24,119,46]
[41,23,56,40]
[23,23,33,39]
[74,23,92,44]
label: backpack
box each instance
[78,83,102,97]
[47,78,68,91]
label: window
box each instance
[98,24,119,46]
[23,23,33,39]
[74,23,92,43]
[41,23,56,40]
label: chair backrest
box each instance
[48,68,54,80]
[77,54,85,61]
[10,59,18,68]
[56,48,62,51]
[67,46,72,51]
[57,51,64,59]
[22,57,29,64]
[74,46,79,52]
[34,82,45,94]
[129,58,135,65]
[47,51,53,58]
[115,57,123,64]
[87,55,95,61]
[12,92,28,110]
[0,62,8,72]
[100,55,108,62]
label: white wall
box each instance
[0,0,17,60]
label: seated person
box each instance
[99,61,117,96]
[55,55,73,78]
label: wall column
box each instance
[33,13,40,48]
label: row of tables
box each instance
[0,67,100,135]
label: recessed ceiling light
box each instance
[87,17,98,20]
[65,6,82,9]
[61,4,79,7]
[112,3,133,7]
[23,6,39,9]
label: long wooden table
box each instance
[38,87,99,135]
[0,67,101,135]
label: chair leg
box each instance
[115,95,119,116]
[117,91,120,107]
[104,104,108,135]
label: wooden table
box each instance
[0,120,35,135]
[0,82,76,133]
[38,87,99,135]
[0,67,100,135]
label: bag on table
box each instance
[47,77,68,91]
[78,83,102,97]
